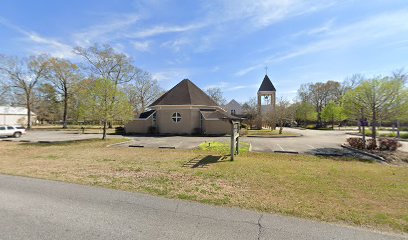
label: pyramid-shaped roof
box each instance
[258,74,276,92]
[149,79,218,107]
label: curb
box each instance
[158,146,176,149]
[106,139,133,148]
[246,135,302,138]
[274,150,299,154]
[341,144,386,162]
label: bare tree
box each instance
[123,71,163,115]
[206,87,226,106]
[0,55,48,129]
[0,77,10,105]
[45,57,81,128]
[242,97,258,128]
[273,97,294,134]
[74,44,137,86]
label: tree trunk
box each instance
[397,120,400,138]
[279,120,283,134]
[102,120,107,140]
[371,109,377,141]
[317,111,322,128]
[26,94,31,130]
[62,92,68,129]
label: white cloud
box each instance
[151,68,191,88]
[205,0,336,28]
[132,41,151,52]
[129,23,204,39]
[0,17,75,58]
[291,19,335,38]
[236,9,408,76]
[205,81,258,92]
[161,38,191,52]
[73,14,140,46]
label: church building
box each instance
[125,79,237,135]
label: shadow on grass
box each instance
[183,155,230,168]
[305,147,376,163]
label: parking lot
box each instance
[0,130,122,142]
[2,128,407,155]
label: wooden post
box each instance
[230,121,240,161]
[230,122,235,161]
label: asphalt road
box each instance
[0,174,406,240]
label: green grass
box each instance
[199,141,250,154]
[0,140,407,233]
[380,132,408,139]
[246,129,299,137]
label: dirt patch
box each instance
[373,150,408,166]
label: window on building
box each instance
[172,112,181,123]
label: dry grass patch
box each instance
[0,139,407,233]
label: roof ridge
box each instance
[185,79,194,104]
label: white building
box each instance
[0,106,36,126]
[223,99,244,116]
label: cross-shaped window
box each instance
[172,112,181,123]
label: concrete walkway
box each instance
[0,174,405,240]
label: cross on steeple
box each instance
[265,66,268,75]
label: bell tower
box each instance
[257,74,276,129]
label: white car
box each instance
[0,126,26,138]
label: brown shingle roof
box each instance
[258,74,276,92]
[149,79,219,107]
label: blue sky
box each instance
[1,0,408,102]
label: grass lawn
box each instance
[0,139,407,233]
[246,129,300,137]
[199,141,250,153]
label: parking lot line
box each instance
[277,144,284,151]
[306,144,315,149]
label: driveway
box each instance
[0,174,405,240]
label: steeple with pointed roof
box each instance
[258,74,276,92]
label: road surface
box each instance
[0,174,405,240]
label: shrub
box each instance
[240,128,248,136]
[148,126,157,134]
[240,123,249,129]
[193,128,202,135]
[306,124,316,129]
[366,139,377,150]
[378,138,402,151]
[347,137,365,149]
[115,126,125,134]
